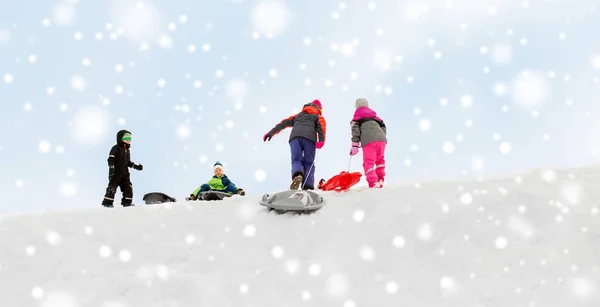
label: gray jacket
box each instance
[350,107,387,146]
[268,102,326,143]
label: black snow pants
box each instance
[102,174,133,207]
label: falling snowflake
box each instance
[70,75,86,91]
[325,274,350,298]
[512,70,551,109]
[271,246,284,258]
[442,141,455,154]
[491,43,513,64]
[419,119,431,131]
[250,1,292,38]
[242,224,256,237]
[495,236,508,249]
[59,182,76,197]
[38,140,52,153]
[255,169,266,181]
[70,106,110,145]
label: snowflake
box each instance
[326,274,350,298]
[70,106,109,145]
[352,209,365,222]
[495,236,508,249]
[358,245,376,261]
[499,142,512,154]
[442,141,455,154]
[284,259,300,274]
[52,2,76,26]
[177,124,191,139]
[226,78,248,100]
[271,246,284,258]
[39,140,52,153]
[250,1,291,38]
[242,224,256,237]
[392,236,405,248]
[70,75,86,91]
[99,245,112,257]
[59,182,76,197]
[491,44,513,64]
[512,70,550,109]
[118,250,132,262]
[460,192,473,204]
[418,119,432,131]
[591,55,600,69]
[460,95,473,108]
[4,73,13,84]
[255,169,266,181]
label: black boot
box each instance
[121,201,135,207]
[101,199,114,208]
[302,185,314,190]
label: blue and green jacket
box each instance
[191,174,236,197]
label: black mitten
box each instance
[133,164,143,170]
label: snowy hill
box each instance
[1,166,600,307]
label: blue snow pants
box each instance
[199,183,238,194]
[290,137,316,188]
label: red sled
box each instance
[317,171,362,192]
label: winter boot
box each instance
[101,199,114,208]
[237,188,245,196]
[290,172,304,190]
[302,185,314,190]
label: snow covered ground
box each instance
[1,165,600,307]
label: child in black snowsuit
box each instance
[101,130,143,207]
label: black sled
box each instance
[142,192,177,205]
[187,191,243,201]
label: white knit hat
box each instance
[213,161,224,171]
[355,97,369,108]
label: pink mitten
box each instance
[316,141,324,149]
[350,142,359,156]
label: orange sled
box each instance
[317,171,362,192]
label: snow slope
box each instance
[1,166,600,307]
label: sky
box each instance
[1,0,600,213]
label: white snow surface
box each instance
[2,165,600,306]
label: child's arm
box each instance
[128,160,143,170]
[316,115,326,143]
[264,115,296,140]
[221,175,235,188]
[350,121,361,144]
[107,146,119,179]
[379,119,387,135]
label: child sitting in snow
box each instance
[187,161,245,200]
[349,98,387,188]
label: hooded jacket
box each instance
[268,102,326,143]
[107,130,136,179]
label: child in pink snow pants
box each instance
[349,98,387,188]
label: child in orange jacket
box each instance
[263,100,326,190]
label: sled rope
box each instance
[347,156,353,172]
[301,149,318,190]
